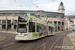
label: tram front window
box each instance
[17,24,27,33]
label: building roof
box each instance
[60,1,63,6]
[65,16,73,23]
[0,10,64,15]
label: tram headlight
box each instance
[20,33,22,35]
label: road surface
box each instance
[0,31,74,50]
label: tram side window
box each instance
[49,26,51,31]
[37,23,44,32]
[37,23,40,32]
[29,22,35,32]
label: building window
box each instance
[54,21,57,25]
[14,13,18,16]
[62,22,64,26]
[2,20,6,30]
[30,13,35,16]
[58,16,61,18]
[14,20,17,30]
[14,13,27,16]
[58,27,60,31]
[58,22,61,25]
[46,14,52,18]
[2,20,6,25]
[7,13,12,16]
[41,14,45,17]
[18,13,27,16]
[7,20,11,25]
[0,13,6,16]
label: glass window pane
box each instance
[41,14,45,17]
[14,13,18,16]
[0,13,6,16]
[7,13,12,16]
[30,13,35,16]
[18,13,27,16]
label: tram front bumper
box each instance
[15,35,33,40]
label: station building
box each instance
[0,2,66,32]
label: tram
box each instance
[15,15,55,40]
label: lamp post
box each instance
[46,16,48,36]
[6,14,8,31]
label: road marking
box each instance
[36,37,54,50]
[0,37,11,44]
[49,38,60,50]
[41,40,45,50]
[3,42,15,47]
[0,35,6,41]
[30,42,36,50]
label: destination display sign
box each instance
[19,19,27,21]
[18,16,28,22]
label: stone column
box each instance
[6,14,8,31]
[11,25,13,31]
[60,21,62,31]
[57,21,58,32]
[11,13,15,31]
[63,22,65,31]
[1,19,2,31]
[13,13,15,31]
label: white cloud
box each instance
[0,0,75,15]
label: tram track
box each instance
[50,36,64,50]
[0,31,73,50]
[34,31,72,50]
[48,31,72,50]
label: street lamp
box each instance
[6,14,8,31]
[46,16,48,36]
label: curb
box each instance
[0,31,16,34]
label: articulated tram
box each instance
[15,15,55,40]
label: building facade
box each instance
[64,16,73,30]
[0,10,65,32]
[65,15,75,30]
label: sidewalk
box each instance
[61,32,75,50]
[0,31,16,34]
[67,32,75,46]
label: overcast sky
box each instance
[0,0,75,15]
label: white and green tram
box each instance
[15,15,55,40]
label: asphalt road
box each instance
[0,31,73,50]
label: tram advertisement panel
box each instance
[32,24,47,37]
